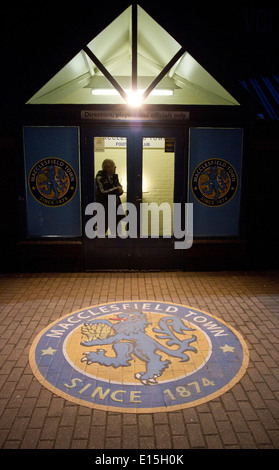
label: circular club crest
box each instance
[28,158,77,207]
[191,158,238,206]
[29,301,249,413]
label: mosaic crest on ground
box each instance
[29,301,249,412]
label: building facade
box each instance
[3,4,277,271]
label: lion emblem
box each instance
[81,311,197,385]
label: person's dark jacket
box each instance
[95,170,122,207]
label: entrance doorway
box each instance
[82,125,187,269]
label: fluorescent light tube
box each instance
[92,89,173,96]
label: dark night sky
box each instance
[0,0,278,110]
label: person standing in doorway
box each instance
[95,159,123,234]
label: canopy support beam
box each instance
[83,45,128,102]
[132,3,138,93]
[142,47,185,101]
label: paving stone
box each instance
[216,420,238,446]
[228,411,249,433]
[209,401,228,421]
[7,417,29,441]
[89,426,106,449]
[18,397,37,418]
[105,437,122,449]
[169,412,186,435]
[205,434,223,449]
[92,409,107,426]
[73,415,91,440]
[139,435,156,449]
[153,412,169,424]
[40,417,60,441]
[0,408,17,429]
[60,405,78,426]
[54,426,74,449]
[199,412,218,435]
[28,407,48,428]
[71,439,88,449]
[123,425,139,448]
[138,414,154,436]
[186,423,206,448]
[47,397,65,416]
[182,407,199,423]
[268,430,279,447]
[247,421,271,445]
[221,392,241,412]
[238,401,258,421]
[20,428,41,449]
[123,413,137,425]
[106,414,122,438]
[154,424,172,448]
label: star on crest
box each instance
[41,346,57,356]
[220,344,235,353]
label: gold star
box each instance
[220,344,235,353]
[41,347,57,356]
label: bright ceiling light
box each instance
[126,90,143,107]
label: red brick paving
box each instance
[0,270,278,449]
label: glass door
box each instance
[94,136,127,237]
[141,136,175,237]
[133,127,185,269]
[82,125,186,270]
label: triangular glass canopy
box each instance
[27,5,239,105]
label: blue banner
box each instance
[24,127,81,237]
[188,128,243,237]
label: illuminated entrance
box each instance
[22,4,244,271]
[83,126,186,269]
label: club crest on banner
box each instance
[191,158,238,207]
[28,158,78,207]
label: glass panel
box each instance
[94,137,127,235]
[142,137,175,236]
